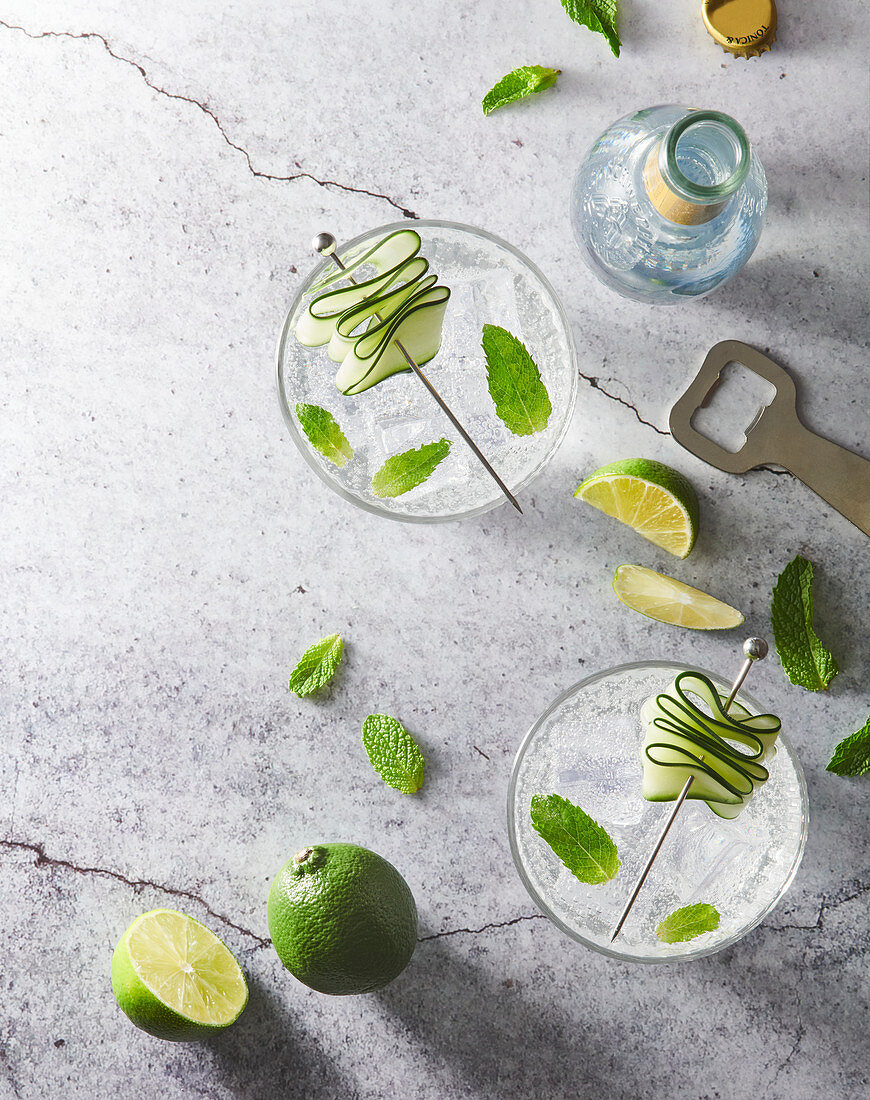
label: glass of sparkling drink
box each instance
[508,661,808,962]
[277,220,577,522]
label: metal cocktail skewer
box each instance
[311,232,523,515]
[609,636,769,944]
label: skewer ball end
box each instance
[311,232,337,257]
[743,637,768,661]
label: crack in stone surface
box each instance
[0,837,270,948]
[418,913,546,941]
[578,371,671,437]
[423,880,870,946]
[768,880,870,934]
[762,1020,805,1098]
[577,369,790,476]
[0,20,419,219]
[2,831,547,949]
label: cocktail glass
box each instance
[276,220,577,522]
[508,662,808,963]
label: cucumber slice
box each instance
[295,229,451,395]
[336,285,450,395]
[640,671,781,818]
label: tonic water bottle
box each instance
[571,105,767,304]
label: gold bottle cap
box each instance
[703,0,777,59]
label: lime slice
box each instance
[612,565,744,630]
[111,909,248,1041]
[575,459,699,558]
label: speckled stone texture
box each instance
[2,1,868,1097]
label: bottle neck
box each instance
[643,110,751,226]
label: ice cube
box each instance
[379,415,432,453]
[668,805,756,897]
[469,269,524,338]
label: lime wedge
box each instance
[575,459,699,558]
[612,565,744,630]
[111,909,248,1041]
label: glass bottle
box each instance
[570,105,767,304]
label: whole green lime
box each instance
[267,843,417,995]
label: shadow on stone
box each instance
[374,932,647,1097]
[203,972,348,1099]
[699,914,870,1096]
[703,250,867,356]
[807,559,870,693]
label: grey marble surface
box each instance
[2,1,868,1097]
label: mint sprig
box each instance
[482,325,552,437]
[827,714,870,777]
[296,403,353,468]
[362,714,425,794]
[559,0,620,58]
[530,793,619,884]
[771,555,839,691]
[482,66,561,116]
[288,633,344,697]
[372,438,451,497]
[656,902,720,944]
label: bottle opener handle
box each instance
[777,424,870,537]
[670,341,870,538]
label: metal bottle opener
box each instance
[669,340,870,538]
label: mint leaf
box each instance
[827,714,870,777]
[530,793,619,884]
[559,0,620,58]
[288,633,343,697]
[656,902,720,944]
[296,403,353,468]
[371,438,451,497]
[771,555,839,691]
[482,324,552,437]
[362,714,425,794]
[482,66,561,116]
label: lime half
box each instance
[111,909,248,1041]
[613,564,744,630]
[575,459,699,558]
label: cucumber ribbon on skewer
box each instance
[640,671,781,819]
[295,229,451,396]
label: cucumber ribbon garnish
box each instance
[640,671,781,819]
[295,229,450,396]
